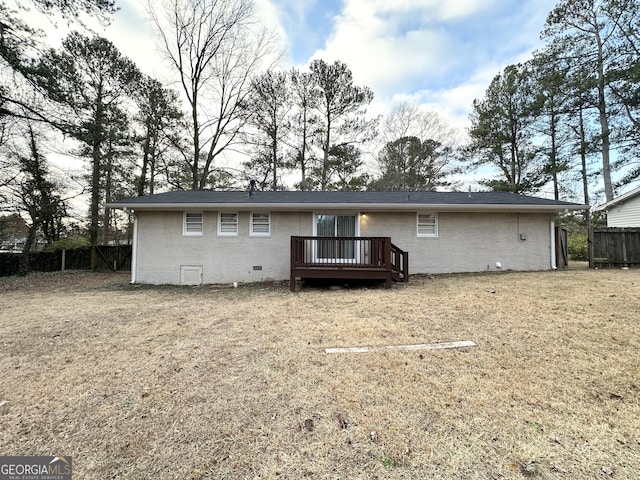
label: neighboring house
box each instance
[594,186,640,227]
[108,190,585,287]
[0,214,29,253]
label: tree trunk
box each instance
[90,88,104,248]
[578,107,590,221]
[550,108,559,200]
[103,151,113,241]
[322,119,331,191]
[272,124,278,190]
[300,107,308,191]
[138,121,151,196]
[595,25,614,201]
[149,150,156,195]
[90,141,101,247]
[191,89,200,191]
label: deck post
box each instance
[290,274,296,292]
[403,250,409,281]
[290,236,297,292]
[383,237,392,270]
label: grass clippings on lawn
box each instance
[0,267,639,479]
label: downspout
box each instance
[124,207,138,284]
[550,219,557,271]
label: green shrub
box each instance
[44,235,90,252]
[568,233,589,261]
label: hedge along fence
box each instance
[0,245,132,277]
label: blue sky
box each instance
[270,0,343,63]
[101,0,559,129]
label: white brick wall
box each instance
[134,210,554,284]
[135,211,313,285]
[360,211,553,274]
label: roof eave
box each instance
[595,186,640,211]
[107,202,587,212]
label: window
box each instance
[183,212,203,236]
[218,212,238,236]
[417,213,438,237]
[251,213,270,236]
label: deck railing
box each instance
[390,241,409,279]
[290,236,408,290]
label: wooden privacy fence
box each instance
[89,245,132,271]
[591,227,640,268]
[0,245,132,276]
[555,226,568,269]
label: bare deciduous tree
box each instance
[379,100,463,150]
[148,0,280,190]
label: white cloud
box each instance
[308,0,556,131]
[415,63,504,128]
[317,26,451,93]
[340,0,493,22]
[308,0,500,98]
[435,0,497,20]
[326,1,496,94]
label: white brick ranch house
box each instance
[108,190,585,288]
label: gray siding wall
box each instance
[134,210,554,284]
[607,195,640,227]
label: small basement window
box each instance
[251,213,270,236]
[417,213,438,237]
[183,212,203,236]
[218,212,238,236]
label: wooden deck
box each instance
[290,236,408,291]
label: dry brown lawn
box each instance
[0,266,639,479]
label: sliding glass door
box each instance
[316,214,357,261]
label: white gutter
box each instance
[123,207,138,284]
[550,220,557,270]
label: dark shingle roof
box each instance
[108,190,585,211]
